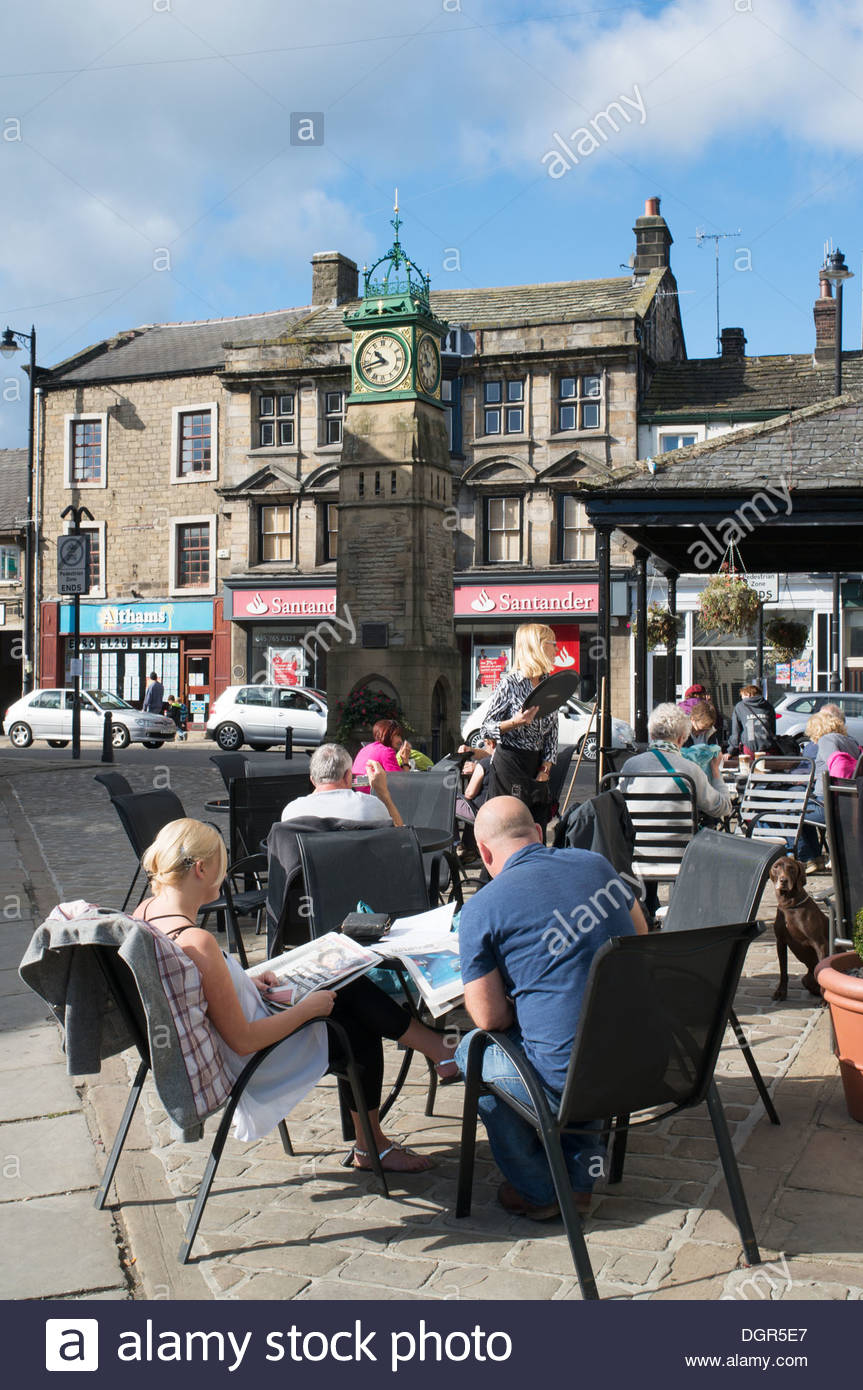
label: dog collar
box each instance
[782,892,812,909]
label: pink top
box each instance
[352,740,402,789]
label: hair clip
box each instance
[181,853,196,868]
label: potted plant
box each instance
[333,687,408,750]
[815,909,863,1122]
[764,616,809,664]
[697,569,762,636]
[642,604,678,651]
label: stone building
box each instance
[33,197,685,736]
[636,269,863,715]
[0,448,27,713]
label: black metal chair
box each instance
[228,771,312,863]
[548,744,576,813]
[456,923,762,1300]
[107,788,187,910]
[823,773,863,952]
[661,828,784,1124]
[94,770,134,799]
[296,826,442,1120]
[88,941,391,1265]
[383,769,462,905]
[601,769,698,903]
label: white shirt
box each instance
[280,787,392,825]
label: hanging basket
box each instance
[697,571,762,636]
[644,604,678,651]
[764,617,809,664]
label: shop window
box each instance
[557,495,596,562]
[0,544,20,582]
[257,391,295,447]
[483,379,524,435]
[556,374,602,432]
[322,501,338,561]
[321,390,344,445]
[483,495,522,564]
[64,413,108,488]
[170,515,215,594]
[441,377,463,454]
[77,522,106,596]
[260,504,293,562]
[660,433,697,452]
[171,403,218,482]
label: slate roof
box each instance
[44,271,666,385]
[616,394,863,492]
[0,449,27,531]
[641,350,863,419]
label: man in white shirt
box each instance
[280,743,403,826]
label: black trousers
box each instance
[326,976,413,1112]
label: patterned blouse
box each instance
[480,670,558,765]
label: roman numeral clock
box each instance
[326,198,461,758]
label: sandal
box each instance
[353,1143,434,1173]
[434,1058,461,1086]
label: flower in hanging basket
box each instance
[643,604,678,651]
[764,617,808,665]
[697,571,762,636]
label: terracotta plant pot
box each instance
[815,951,863,1123]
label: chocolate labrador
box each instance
[769,857,830,1001]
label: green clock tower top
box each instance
[345,194,447,405]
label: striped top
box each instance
[480,671,558,765]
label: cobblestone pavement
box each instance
[4,751,862,1301]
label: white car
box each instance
[462,693,634,762]
[3,688,177,750]
[206,684,328,752]
[774,691,863,745]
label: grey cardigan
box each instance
[19,908,226,1141]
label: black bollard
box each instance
[101,710,114,763]
[284,726,293,760]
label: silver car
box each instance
[3,688,177,749]
[462,693,634,762]
[774,691,863,745]
[206,684,328,751]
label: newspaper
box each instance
[247,932,380,1007]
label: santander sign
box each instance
[455,583,598,617]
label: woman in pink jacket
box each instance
[352,718,412,785]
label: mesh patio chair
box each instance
[296,826,443,1121]
[107,788,187,911]
[658,828,784,1124]
[83,938,392,1264]
[601,769,698,903]
[736,755,815,858]
[383,769,463,905]
[208,752,249,791]
[94,770,134,800]
[456,922,762,1300]
[228,771,312,862]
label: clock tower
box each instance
[327,201,461,755]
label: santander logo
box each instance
[246,593,269,616]
[470,588,496,613]
[554,644,576,668]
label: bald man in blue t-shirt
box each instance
[456,796,647,1221]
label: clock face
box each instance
[417,334,440,393]
[357,332,408,388]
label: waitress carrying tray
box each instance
[520,670,580,718]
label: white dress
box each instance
[220,955,329,1142]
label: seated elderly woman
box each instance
[618,703,733,917]
[796,705,861,870]
[132,818,458,1171]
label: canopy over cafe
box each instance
[585,394,863,762]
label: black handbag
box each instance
[341,912,392,944]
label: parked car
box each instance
[3,688,177,750]
[462,693,634,762]
[774,691,863,746]
[206,685,328,752]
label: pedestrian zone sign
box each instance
[57,534,91,595]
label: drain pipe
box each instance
[32,386,43,687]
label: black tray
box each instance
[520,670,580,718]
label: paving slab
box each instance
[0,1060,80,1122]
[0,1111,103,1199]
[0,1022,64,1072]
[0,1192,127,1299]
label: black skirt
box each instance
[486,744,550,828]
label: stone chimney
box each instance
[632,196,673,275]
[720,326,746,359]
[813,275,837,366]
[311,251,358,307]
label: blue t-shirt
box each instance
[458,843,636,1094]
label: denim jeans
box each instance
[456,1025,605,1206]
[796,798,825,862]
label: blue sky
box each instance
[3,0,863,443]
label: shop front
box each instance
[223,584,339,691]
[40,598,226,724]
[454,579,600,712]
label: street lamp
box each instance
[820,247,854,395]
[0,324,37,695]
